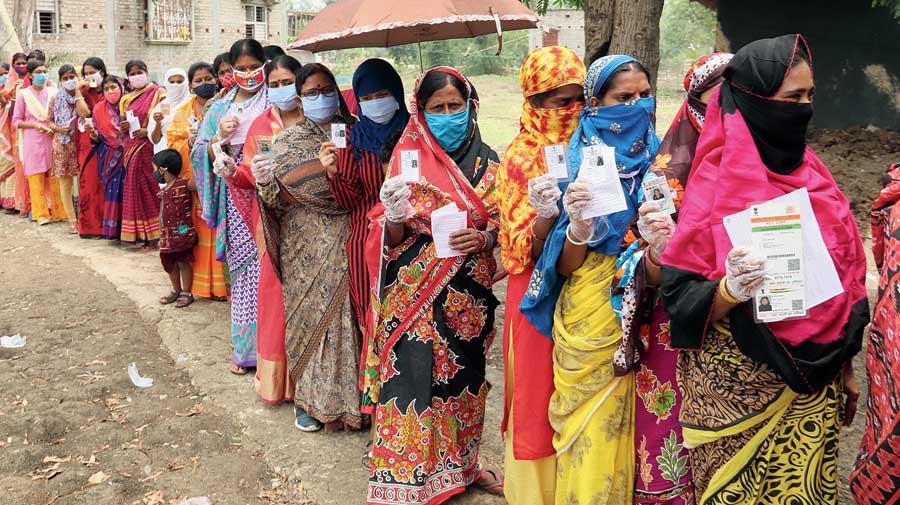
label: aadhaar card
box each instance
[400,150,420,183]
[641,174,676,215]
[579,145,628,219]
[750,200,806,323]
[544,144,569,180]
[331,123,347,148]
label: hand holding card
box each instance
[331,123,347,149]
[400,150,419,183]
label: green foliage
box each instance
[659,0,716,70]
[522,0,583,16]
[872,0,900,19]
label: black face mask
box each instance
[194,82,217,99]
[153,170,166,184]
[730,86,813,175]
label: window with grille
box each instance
[33,0,58,35]
[244,5,268,41]
[145,0,194,42]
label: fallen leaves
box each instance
[175,404,205,417]
[87,470,109,485]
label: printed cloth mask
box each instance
[62,79,78,91]
[301,92,339,123]
[129,73,148,89]
[269,85,298,111]
[233,65,265,91]
[31,73,49,87]
[359,96,400,125]
[194,82,217,99]
[219,72,236,91]
[424,105,470,153]
[14,64,27,77]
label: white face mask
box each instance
[62,79,78,91]
[359,96,400,125]
[165,80,188,103]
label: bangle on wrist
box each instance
[532,221,548,242]
[718,277,742,304]
[645,248,660,268]
[566,224,592,246]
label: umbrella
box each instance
[288,0,540,62]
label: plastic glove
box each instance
[637,201,676,263]
[562,179,594,242]
[724,247,768,302]
[528,174,562,219]
[250,155,276,185]
[379,176,413,224]
[213,154,236,178]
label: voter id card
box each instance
[544,144,569,180]
[400,149,420,183]
[331,123,347,148]
[257,139,273,158]
[641,173,676,215]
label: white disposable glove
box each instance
[562,179,594,242]
[213,154,236,178]
[724,247,768,302]
[637,201,676,263]
[250,155,276,185]
[379,176,413,224]
[528,174,562,219]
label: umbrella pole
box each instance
[418,41,424,72]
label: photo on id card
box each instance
[641,174,676,215]
[750,200,807,323]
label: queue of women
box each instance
[2,31,898,505]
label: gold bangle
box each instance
[718,278,741,304]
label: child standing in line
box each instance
[154,149,197,308]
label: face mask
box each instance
[233,66,265,91]
[129,73,148,89]
[14,65,27,77]
[301,92,339,124]
[165,80,188,103]
[105,89,121,105]
[425,105,470,153]
[31,73,49,87]
[360,96,400,125]
[153,169,166,185]
[194,82,217,99]
[269,85,298,111]
[62,79,78,91]
[219,72,236,91]
[0,76,7,86]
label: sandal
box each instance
[140,244,157,253]
[175,292,194,308]
[473,468,504,496]
[229,363,249,375]
[361,440,373,470]
[159,291,179,305]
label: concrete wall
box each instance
[718,0,900,130]
[9,0,287,80]
[528,8,585,57]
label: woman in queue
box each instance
[118,60,164,249]
[366,66,503,504]
[48,64,81,233]
[0,53,29,215]
[252,59,363,431]
[166,62,227,301]
[91,76,127,240]
[520,55,660,504]
[495,46,585,505]
[74,57,108,238]
[149,68,190,154]
[192,38,269,375]
[660,34,868,503]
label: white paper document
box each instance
[579,145,627,219]
[400,150,420,183]
[331,123,347,148]
[431,203,467,258]
[723,188,843,310]
[750,200,806,322]
[544,144,569,180]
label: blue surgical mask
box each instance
[0,76,6,86]
[32,73,49,87]
[269,85,298,111]
[360,96,399,125]
[424,105,470,154]
[301,92,339,124]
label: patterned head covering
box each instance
[520,46,585,98]
[684,53,734,130]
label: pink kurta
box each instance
[11,87,53,176]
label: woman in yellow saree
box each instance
[520,54,660,504]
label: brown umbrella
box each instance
[287,0,540,55]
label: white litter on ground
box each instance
[179,498,212,505]
[0,335,26,348]
[127,362,154,388]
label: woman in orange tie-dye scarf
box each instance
[496,46,585,505]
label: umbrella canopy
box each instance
[287,0,540,52]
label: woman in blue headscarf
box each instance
[520,55,659,504]
[321,58,410,361]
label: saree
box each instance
[496,46,585,505]
[851,163,900,504]
[191,86,269,368]
[613,53,732,505]
[167,96,227,298]
[0,97,16,210]
[257,115,361,426]
[660,35,869,503]
[365,67,500,505]
[3,59,29,215]
[119,83,164,244]
[521,55,659,505]
[93,83,127,240]
[77,88,105,237]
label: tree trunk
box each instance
[12,0,34,50]
[0,2,24,59]
[583,0,665,91]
